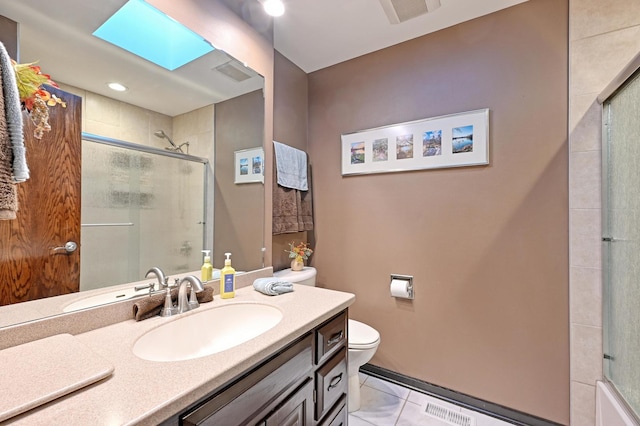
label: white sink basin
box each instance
[63,287,151,312]
[132,303,283,362]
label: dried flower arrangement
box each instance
[12,61,66,139]
[286,242,313,263]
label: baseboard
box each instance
[360,364,564,426]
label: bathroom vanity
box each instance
[174,311,348,425]
[1,279,354,425]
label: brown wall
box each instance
[307,0,569,423]
[149,0,275,267]
[272,51,311,271]
[214,90,265,270]
[0,15,18,59]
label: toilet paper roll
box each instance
[390,279,412,298]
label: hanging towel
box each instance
[0,42,28,183]
[253,278,294,296]
[273,159,314,234]
[273,141,308,191]
[0,56,17,220]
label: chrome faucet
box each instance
[145,267,167,290]
[177,275,204,314]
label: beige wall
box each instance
[307,0,569,423]
[273,51,311,271]
[568,0,640,424]
[214,90,265,270]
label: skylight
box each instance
[93,0,214,71]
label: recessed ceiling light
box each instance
[263,0,285,17]
[108,82,128,92]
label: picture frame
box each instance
[234,147,264,184]
[341,109,489,176]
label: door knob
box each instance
[52,241,78,254]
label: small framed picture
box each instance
[234,147,264,184]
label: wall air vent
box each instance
[378,0,441,24]
[213,61,252,82]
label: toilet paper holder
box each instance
[390,274,414,299]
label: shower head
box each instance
[153,129,178,148]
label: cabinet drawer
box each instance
[315,312,347,365]
[318,395,346,426]
[315,347,347,421]
[181,335,312,426]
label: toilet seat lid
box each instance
[348,319,380,349]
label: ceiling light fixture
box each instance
[108,82,128,92]
[262,0,285,17]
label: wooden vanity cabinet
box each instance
[313,312,348,424]
[175,310,348,426]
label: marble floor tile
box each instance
[354,372,517,426]
[397,401,452,426]
[359,371,369,385]
[460,407,508,426]
[407,390,462,414]
[350,384,406,425]
[363,375,411,400]
[348,414,378,425]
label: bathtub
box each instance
[596,381,639,426]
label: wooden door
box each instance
[0,86,81,305]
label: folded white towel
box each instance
[253,278,294,296]
[273,141,307,191]
[0,42,28,183]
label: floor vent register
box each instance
[424,402,476,426]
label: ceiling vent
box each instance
[378,0,441,24]
[213,61,252,82]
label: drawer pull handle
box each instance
[327,331,344,346]
[327,373,343,391]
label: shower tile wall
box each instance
[171,104,215,270]
[568,0,640,424]
[57,82,215,290]
[58,82,173,149]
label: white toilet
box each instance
[274,266,381,412]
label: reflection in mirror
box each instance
[0,0,265,325]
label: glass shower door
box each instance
[80,137,206,291]
[602,70,640,418]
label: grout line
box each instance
[362,374,411,401]
[349,412,379,426]
[394,397,410,426]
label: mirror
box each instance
[0,0,265,325]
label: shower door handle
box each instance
[52,241,78,254]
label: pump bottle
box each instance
[201,250,213,282]
[220,252,235,299]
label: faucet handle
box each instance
[188,283,200,310]
[134,282,155,292]
[160,287,178,317]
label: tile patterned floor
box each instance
[348,373,515,426]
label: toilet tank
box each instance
[274,267,317,287]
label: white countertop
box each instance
[3,284,354,425]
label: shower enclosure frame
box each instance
[80,132,211,289]
[599,52,640,424]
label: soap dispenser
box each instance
[220,252,235,299]
[201,250,213,282]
